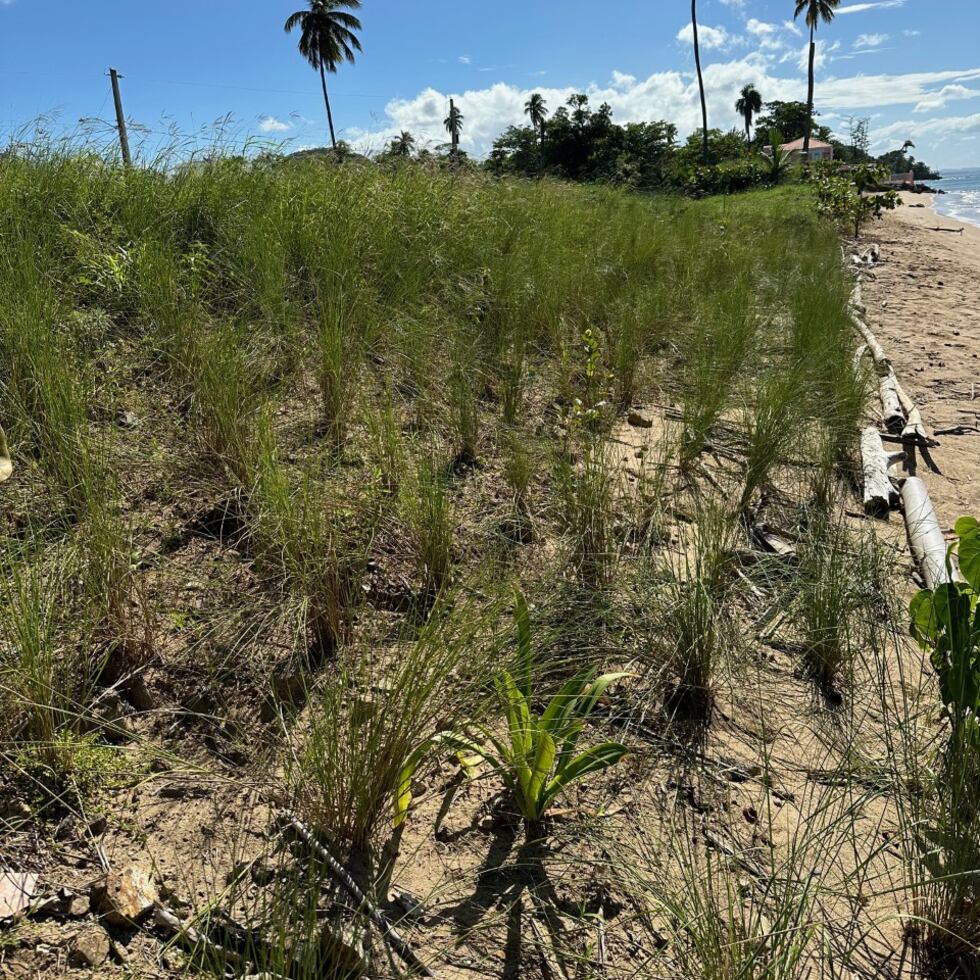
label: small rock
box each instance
[92,866,158,925]
[71,925,111,967]
[627,411,653,429]
[117,410,139,429]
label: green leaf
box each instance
[514,591,533,699]
[527,730,557,816]
[574,671,631,722]
[910,590,938,646]
[954,516,979,540]
[499,670,532,759]
[539,674,592,738]
[394,731,490,826]
[542,741,629,810]
[957,533,980,594]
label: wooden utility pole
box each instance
[108,68,132,167]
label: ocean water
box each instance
[931,167,980,228]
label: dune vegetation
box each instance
[0,149,975,978]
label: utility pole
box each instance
[108,68,132,167]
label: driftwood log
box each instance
[879,372,907,434]
[901,477,960,589]
[860,427,901,516]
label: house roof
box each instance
[780,137,833,151]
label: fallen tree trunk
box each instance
[901,477,960,589]
[861,427,900,517]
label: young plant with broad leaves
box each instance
[909,516,980,968]
[397,594,629,835]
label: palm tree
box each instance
[735,84,763,144]
[284,0,362,150]
[444,98,464,155]
[524,93,549,148]
[794,0,840,161]
[389,131,416,158]
[691,0,709,164]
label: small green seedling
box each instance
[397,594,629,833]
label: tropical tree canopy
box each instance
[444,104,464,139]
[389,131,416,157]
[735,84,763,139]
[284,0,363,74]
[524,93,549,131]
[793,0,840,30]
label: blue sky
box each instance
[1,0,978,168]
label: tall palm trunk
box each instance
[803,24,816,160]
[692,0,709,164]
[319,61,337,150]
[744,115,751,144]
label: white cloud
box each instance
[746,19,778,36]
[258,116,291,133]
[914,84,980,113]
[458,55,471,65]
[855,33,890,48]
[676,23,733,51]
[872,112,980,146]
[837,1,905,12]
[904,29,921,37]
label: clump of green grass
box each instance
[554,442,615,588]
[401,457,453,597]
[366,381,405,495]
[287,597,496,862]
[650,495,739,716]
[790,506,873,692]
[250,415,372,663]
[738,368,802,514]
[314,293,360,453]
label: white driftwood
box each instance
[893,377,932,444]
[879,373,906,433]
[861,427,900,516]
[901,477,960,589]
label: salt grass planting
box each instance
[0,148,960,977]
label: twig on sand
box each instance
[283,811,437,978]
[152,903,287,979]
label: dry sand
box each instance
[861,191,980,531]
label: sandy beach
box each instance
[861,191,980,530]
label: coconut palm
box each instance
[284,0,362,150]
[524,93,549,147]
[735,84,763,144]
[390,131,416,158]
[444,99,463,154]
[691,0,709,164]
[794,0,840,161]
